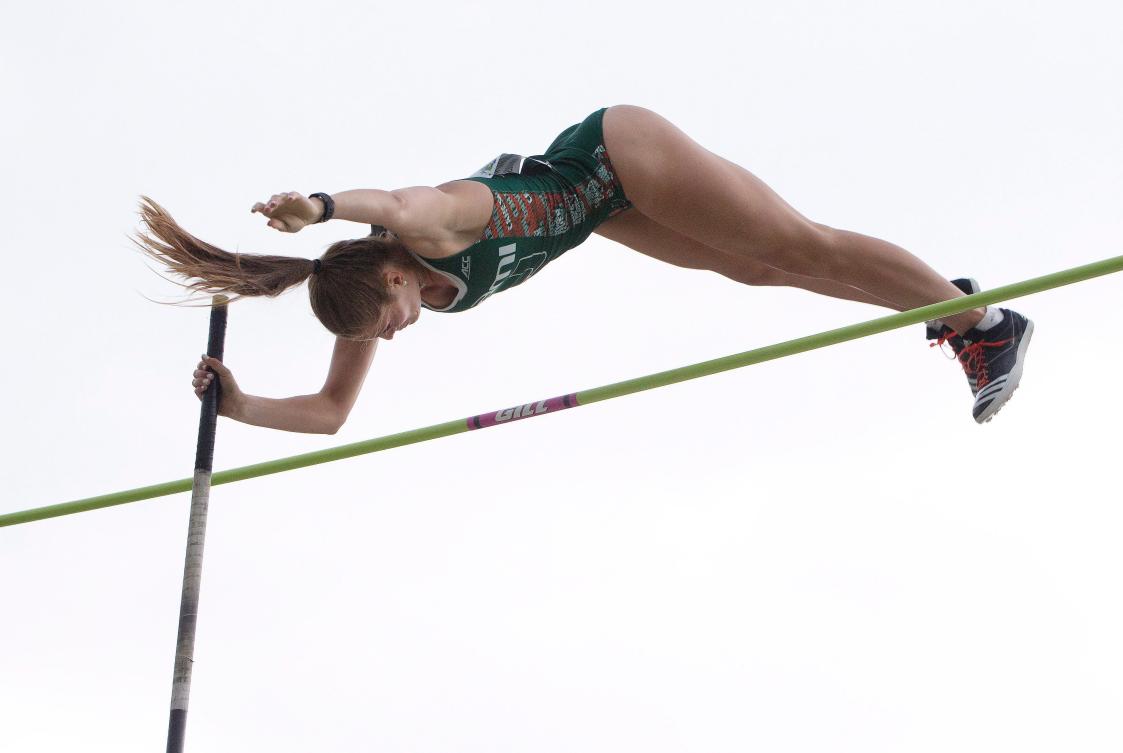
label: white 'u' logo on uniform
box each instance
[473,244,518,307]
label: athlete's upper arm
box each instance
[390,185,476,240]
[320,336,379,428]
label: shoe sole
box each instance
[974,318,1035,424]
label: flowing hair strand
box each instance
[130,195,315,302]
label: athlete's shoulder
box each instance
[391,182,492,258]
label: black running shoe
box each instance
[957,309,1034,423]
[931,328,978,396]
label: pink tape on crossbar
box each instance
[467,393,580,430]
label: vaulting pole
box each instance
[166,295,227,753]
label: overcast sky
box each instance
[3,1,1122,751]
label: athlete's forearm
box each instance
[227,392,345,435]
[313,189,405,227]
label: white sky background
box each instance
[2,0,1122,750]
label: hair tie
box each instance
[311,258,322,275]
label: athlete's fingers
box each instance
[192,364,215,389]
[201,355,232,377]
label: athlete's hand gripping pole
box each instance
[166,295,228,753]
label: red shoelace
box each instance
[930,332,1012,390]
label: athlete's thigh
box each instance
[594,208,772,285]
[602,105,822,259]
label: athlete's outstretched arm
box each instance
[322,189,406,227]
[252,187,474,242]
[192,336,378,434]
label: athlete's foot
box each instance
[932,307,1034,423]
[925,279,1034,422]
[960,309,1034,423]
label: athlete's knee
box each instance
[809,224,849,277]
[754,223,839,278]
[723,258,786,286]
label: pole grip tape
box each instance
[166,709,187,753]
[194,296,228,473]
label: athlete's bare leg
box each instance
[595,209,900,309]
[601,105,985,335]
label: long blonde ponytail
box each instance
[131,196,315,299]
[131,196,420,340]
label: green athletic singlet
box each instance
[410,108,632,313]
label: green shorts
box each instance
[531,107,633,217]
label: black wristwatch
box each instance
[309,192,335,223]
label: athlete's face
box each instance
[373,266,422,341]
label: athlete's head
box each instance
[310,234,425,341]
[132,197,424,340]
